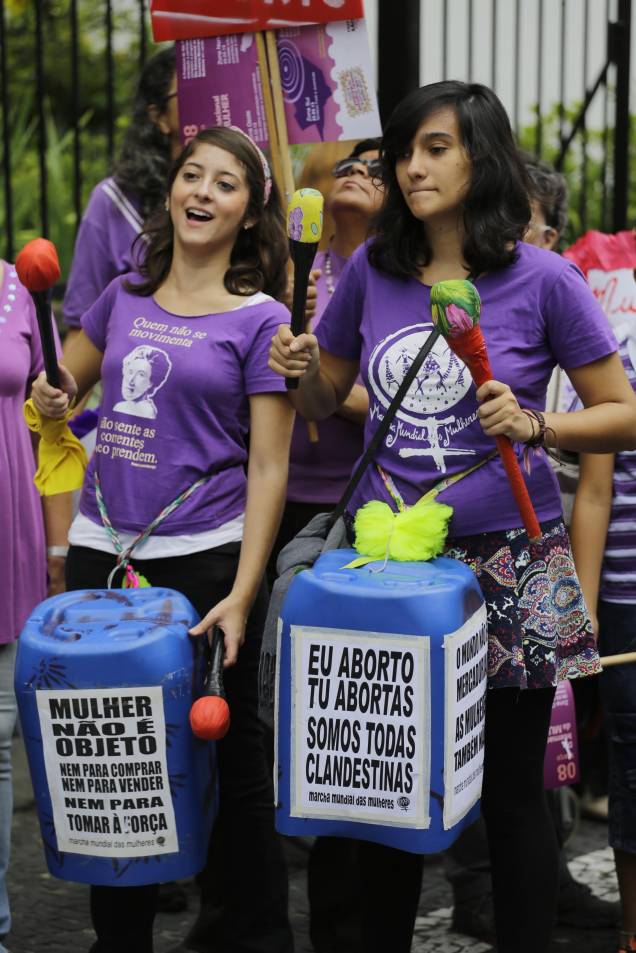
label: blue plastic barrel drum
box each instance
[15,587,216,886]
[275,550,487,853]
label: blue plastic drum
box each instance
[276,549,487,853]
[15,587,216,886]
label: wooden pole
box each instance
[599,650,636,668]
[264,29,295,205]
[261,30,317,442]
[256,32,284,200]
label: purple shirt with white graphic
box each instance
[600,338,636,603]
[63,178,144,327]
[316,241,617,536]
[286,248,364,503]
[79,277,287,535]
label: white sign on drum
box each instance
[289,624,431,829]
[443,605,488,830]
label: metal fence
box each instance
[0,0,149,269]
[379,0,633,239]
[0,0,633,272]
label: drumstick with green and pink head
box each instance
[430,279,541,542]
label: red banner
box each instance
[563,229,636,276]
[150,0,365,41]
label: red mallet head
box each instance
[15,238,61,293]
[189,695,230,740]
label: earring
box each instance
[164,199,169,211]
[243,223,251,230]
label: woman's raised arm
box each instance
[269,324,360,422]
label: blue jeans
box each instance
[0,642,17,951]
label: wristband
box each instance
[47,545,69,558]
[522,409,547,448]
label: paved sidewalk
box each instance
[7,737,619,953]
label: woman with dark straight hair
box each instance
[33,126,294,953]
[269,80,636,953]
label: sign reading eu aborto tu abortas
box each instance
[36,687,178,858]
[287,605,487,830]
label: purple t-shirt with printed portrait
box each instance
[315,241,617,537]
[79,277,287,535]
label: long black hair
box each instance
[112,46,176,219]
[369,81,532,279]
[126,126,288,301]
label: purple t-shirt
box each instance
[286,248,364,504]
[600,337,636,603]
[79,277,287,535]
[63,178,144,327]
[316,241,617,536]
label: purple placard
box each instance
[176,34,269,147]
[543,680,580,789]
[277,19,381,144]
[176,19,381,150]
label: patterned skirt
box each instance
[444,517,601,691]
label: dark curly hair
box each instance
[520,151,569,240]
[126,126,288,301]
[112,46,176,219]
[369,81,532,279]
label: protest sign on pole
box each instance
[151,0,365,41]
[177,33,270,146]
[176,20,380,149]
[36,687,178,858]
[543,679,580,789]
[286,624,432,829]
[276,19,380,144]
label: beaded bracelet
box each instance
[522,409,547,448]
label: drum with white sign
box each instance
[15,587,217,886]
[275,549,487,853]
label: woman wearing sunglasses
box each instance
[270,136,382,953]
[272,138,382,561]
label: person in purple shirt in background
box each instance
[0,261,71,953]
[570,254,636,953]
[269,137,382,953]
[270,81,636,953]
[33,126,294,953]
[62,45,179,354]
[271,138,382,562]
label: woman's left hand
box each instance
[189,595,249,668]
[476,379,535,443]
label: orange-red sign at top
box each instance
[150,0,365,41]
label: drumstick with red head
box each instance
[189,626,230,740]
[15,238,61,389]
[430,279,542,543]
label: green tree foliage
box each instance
[517,102,636,246]
[0,0,160,276]
[2,3,635,281]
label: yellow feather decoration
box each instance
[354,497,453,563]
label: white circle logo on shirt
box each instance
[367,323,471,425]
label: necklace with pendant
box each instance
[324,250,335,296]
